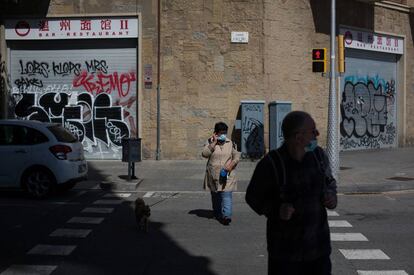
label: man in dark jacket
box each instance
[246,111,337,275]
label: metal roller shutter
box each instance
[340,48,398,151]
[9,40,137,159]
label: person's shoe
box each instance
[221,217,231,226]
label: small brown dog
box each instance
[135,197,151,232]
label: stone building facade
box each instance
[1,0,413,159]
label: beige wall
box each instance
[372,4,414,145]
[264,0,331,146]
[1,0,414,159]
[157,0,264,159]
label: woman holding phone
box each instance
[202,122,240,225]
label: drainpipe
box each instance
[156,0,161,160]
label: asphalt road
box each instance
[0,189,413,275]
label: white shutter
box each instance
[10,43,138,159]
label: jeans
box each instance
[211,191,232,219]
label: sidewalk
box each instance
[79,146,414,194]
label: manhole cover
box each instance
[387,176,414,181]
[340,166,352,170]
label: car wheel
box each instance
[23,168,56,199]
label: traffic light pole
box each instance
[327,0,340,181]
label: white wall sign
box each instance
[5,17,138,40]
[144,64,153,89]
[339,28,403,54]
[231,32,249,43]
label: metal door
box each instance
[340,48,398,150]
[8,39,138,159]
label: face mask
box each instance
[304,139,318,152]
[217,134,227,142]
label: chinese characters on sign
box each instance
[6,18,138,40]
[339,28,403,54]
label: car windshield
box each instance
[47,125,78,143]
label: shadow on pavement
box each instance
[0,188,81,200]
[0,161,216,274]
[188,209,215,219]
[55,162,217,275]
[66,217,216,274]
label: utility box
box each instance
[240,100,265,159]
[269,101,291,150]
[121,138,142,162]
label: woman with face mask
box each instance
[201,121,240,225]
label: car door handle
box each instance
[15,149,27,153]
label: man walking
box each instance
[245,111,337,275]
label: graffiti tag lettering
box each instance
[85,59,108,73]
[72,71,136,97]
[52,61,82,76]
[14,77,43,92]
[14,91,130,147]
[19,60,49,78]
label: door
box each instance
[340,49,398,151]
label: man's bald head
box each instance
[281,111,314,140]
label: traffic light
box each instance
[338,35,345,73]
[312,48,327,73]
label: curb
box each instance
[77,178,414,194]
[99,178,144,192]
[338,182,414,194]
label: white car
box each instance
[0,119,88,198]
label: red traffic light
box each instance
[312,48,326,61]
[312,48,327,73]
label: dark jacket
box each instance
[245,144,337,261]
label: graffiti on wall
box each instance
[241,104,264,159]
[242,117,264,158]
[1,54,11,96]
[11,57,137,159]
[340,76,396,150]
[0,54,16,119]
[0,54,5,93]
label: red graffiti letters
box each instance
[73,71,136,97]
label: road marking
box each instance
[331,233,368,241]
[385,196,396,201]
[103,193,131,198]
[327,210,339,216]
[331,233,368,242]
[339,249,390,260]
[93,200,123,205]
[357,271,409,275]
[27,245,76,256]
[143,192,154,198]
[0,202,82,207]
[0,265,57,275]
[49,228,92,238]
[328,220,353,227]
[67,217,104,224]
[82,207,114,214]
